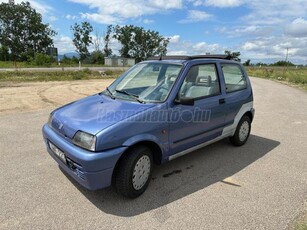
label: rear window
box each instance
[221,64,247,93]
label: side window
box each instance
[179,64,220,99]
[221,64,247,93]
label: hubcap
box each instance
[239,121,250,142]
[132,155,151,190]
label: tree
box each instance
[0,1,57,62]
[0,45,9,61]
[113,25,169,62]
[103,25,113,57]
[93,29,103,52]
[243,59,251,66]
[83,50,104,65]
[225,50,241,62]
[271,60,295,66]
[71,21,93,60]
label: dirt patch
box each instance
[0,79,114,115]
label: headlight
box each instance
[47,114,53,127]
[72,131,96,151]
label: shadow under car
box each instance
[60,134,280,217]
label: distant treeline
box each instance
[243,60,305,67]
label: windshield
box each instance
[106,62,182,103]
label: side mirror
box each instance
[174,97,195,106]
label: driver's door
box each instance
[168,63,226,156]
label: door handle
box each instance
[219,98,225,104]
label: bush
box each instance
[104,70,113,75]
[82,68,91,74]
[72,71,84,80]
[34,53,55,67]
[83,51,105,65]
[61,55,79,65]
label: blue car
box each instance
[42,55,255,198]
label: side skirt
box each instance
[168,134,228,161]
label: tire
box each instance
[114,146,153,198]
[229,115,251,146]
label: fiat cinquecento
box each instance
[42,55,255,198]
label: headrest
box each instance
[186,66,199,82]
[196,75,212,87]
[165,74,177,84]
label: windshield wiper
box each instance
[115,89,145,104]
[105,87,115,99]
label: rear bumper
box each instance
[42,124,127,190]
[251,107,255,121]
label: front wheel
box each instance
[229,115,251,146]
[114,146,153,198]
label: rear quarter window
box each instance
[221,64,247,93]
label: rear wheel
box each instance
[114,146,153,198]
[229,115,251,146]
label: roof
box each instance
[147,55,231,61]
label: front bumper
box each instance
[42,124,127,190]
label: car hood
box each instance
[51,94,155,139]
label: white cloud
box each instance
[143,19,154,24]
[242,42,259,51]
[217,25,274,37]
[188,0,203,6]
[66,14,79,20]
[240,36,307,62]
[169,35,181,43]
[167,50,189,55]
[179,10,212,23]
[48,15,58,22]
[54,36,75,54]
[204,0,244,7]
[188,0,244,7]
[28,0,53,15]
[285,18,307,38]
[192,42,222,53]
[148,0,182,9]
[80,12,120,25]
[68,0,183,24]
[243,0,307,26]
[167,39,225,56]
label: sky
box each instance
[2,0,307,64]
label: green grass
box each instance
[0,69,124,82]
[246,67,307,91]
[0,61,109,68]
[1,64,306,92]
[295,222,307,230]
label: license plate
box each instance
[49,142,66,163]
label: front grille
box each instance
[66,158,85,180]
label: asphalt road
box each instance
[0,78,306,230]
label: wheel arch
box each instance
[243,110,254,122]
[111,140,163,185]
